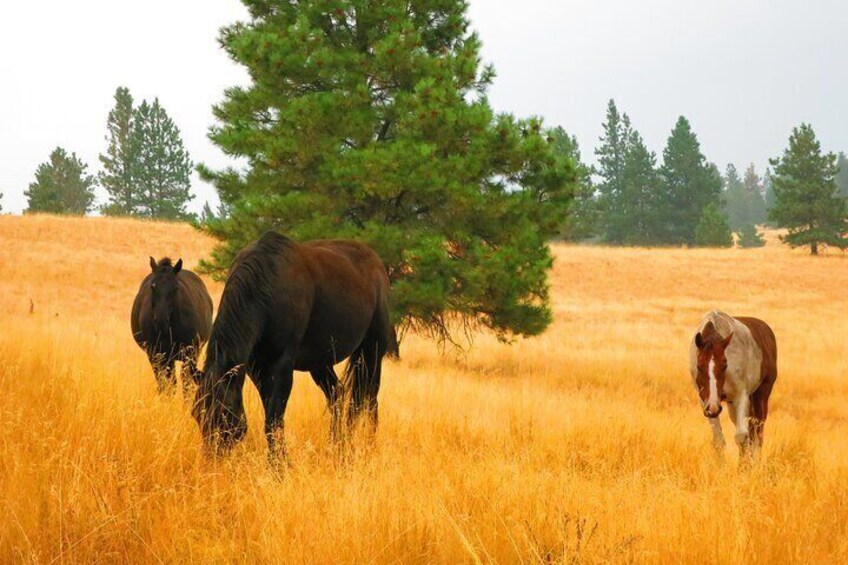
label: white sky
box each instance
[1,0,846,214]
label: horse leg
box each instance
[749,384,772,460]
[708,416,725,454]
[259,354,295,465]
[731,394,753,461]
[310,366,343,443]
[180,346,200,400]
[347,334,384,433]
[149,350,176,394]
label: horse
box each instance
[689,310,777,460]
[131,257,214,396]
[192,231,398,460]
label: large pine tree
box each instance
[25,147,96,215]
[769,124,848,255]
[594,100,631,243]
[132,99,194,220]
[658,116,722,245]
[99,87,137,216]
[199,1,572,340]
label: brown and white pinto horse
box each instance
[689,311,777,459]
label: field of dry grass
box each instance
[1,214,847,563]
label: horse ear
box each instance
[721,332,734,349]
[695,332,704,349]
[149,257,157,272]
[173,259,183,274]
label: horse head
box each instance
[192,349,248,454]
[694,322,734,418]
[149,257,183,329]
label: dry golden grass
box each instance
[1,214,847,563]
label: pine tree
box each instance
[737,223,766,248]
[620,128,661,245]
[742,163,767,226]
[132,99,194,220]
[694,203,733,247]
[594,100,631,243]
[198,1,573,341]
[763,167,777,226]
[769,124,848,255]
[658,116,723,244]
[835,151,848,199]
[726,163,767,231]
[723,164,746,231]
[549,126,595,240]
[25,147,96,215]
[99,87,138,216]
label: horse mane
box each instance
[206,232,297,371]
[156,257,174,268]
[699,310,735,341]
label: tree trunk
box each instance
[811,242,819,255]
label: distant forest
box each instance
[553,100,848,252]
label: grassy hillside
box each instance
[1,214,847,563]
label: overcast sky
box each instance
[1,0,846,214]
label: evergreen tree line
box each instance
[24,87,194,220]
[554,100,848,252]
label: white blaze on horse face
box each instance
[707,357,719,409]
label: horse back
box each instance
[303,240,396,352]
[735,317,777,388]
[303,239,390,291]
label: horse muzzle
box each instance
[703,404,723,418]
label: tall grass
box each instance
[1,215,846,563]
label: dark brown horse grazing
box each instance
[689,310,778,460]
[192,232,398,459]
[131,258,214,395]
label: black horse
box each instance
[131,257,214,395]
[192,232,398,459]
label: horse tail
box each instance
[377,283,399,360]
[386,324,400,360]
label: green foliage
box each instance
[619,128,662,245]
[132,99,195,220]
[99,89,194,220]
[694,203,733,247]
[99,87,137,216]
[594,108,723,247]
[723,164,745,229]
[763,167,777,226]
[724,163,767,231]
[737,223,766,248]
[769,124,848,255]
[742,164,767,225]
[24,147,96,215]
[836,152,848,199]
[549,126,595,240]
[593,100,665,245]
[658,116,723,245]
[199,0,573,341]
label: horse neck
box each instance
[206,300,263,374]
